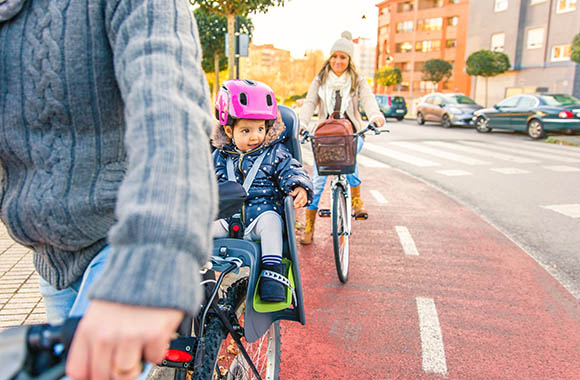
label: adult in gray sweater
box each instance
[0,0,216,378]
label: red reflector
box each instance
[232,224,240,231]
[558,110,574,118]
[165,349,193,363]
[388,96,392,106]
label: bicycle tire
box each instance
[332,184,350,283]
[191,277,282,380]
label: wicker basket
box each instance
[311,134,357,175]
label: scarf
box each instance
[318,71,352,118]
[0,0,26,23]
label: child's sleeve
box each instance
[213,151,230,184]
[274,145,314,206]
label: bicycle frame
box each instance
[329,174,352,238]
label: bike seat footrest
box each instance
[318,209,331,217]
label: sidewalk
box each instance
[0,224,46,332]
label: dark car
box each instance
[416,93,483,128]
[473,93,580,139]
[361,94,408,121]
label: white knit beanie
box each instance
[330,31,354,58]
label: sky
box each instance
[250,0,382,58]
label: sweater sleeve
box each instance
[299,77,321,131]
[358,76,384,124]
[88,0,217,317]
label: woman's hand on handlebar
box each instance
[370,117,385,128]
[66,300,183,380]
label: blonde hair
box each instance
[316,58,360,95]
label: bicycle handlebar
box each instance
[300,122,389,144]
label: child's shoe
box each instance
[259,263,287,302]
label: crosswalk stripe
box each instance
[425,141,539,164]
[541,204,580,218]
[543,165,580,172]
[390,141,490,165]
[364,142,441,167]
[357,155,390,168]
[459,141,580,163]
[436,169,472,176]
[493,141,580,159]
[490,167,530,174]
[300,149,314,167]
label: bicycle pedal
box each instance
[354,215,368,220]
[318,209,331,217]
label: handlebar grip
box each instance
[60,317,81,350]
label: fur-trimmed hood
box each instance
[211,112,286,150]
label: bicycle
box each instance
[0,106,306,380]
[300,123,387,283]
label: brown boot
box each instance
[351,185,368,219]
[300,209,317,245]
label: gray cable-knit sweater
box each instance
[0,0,217,316]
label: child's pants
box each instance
[212,211,283,263]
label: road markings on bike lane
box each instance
[395,226,419,256]
[370,190,388,204]
[416,297,448,375]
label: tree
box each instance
[421,59,453,91]
[374,66,402,89]
[572,33,580,63]
[192,0,287,79]
[194,8,252,100]
[466,50,511,106]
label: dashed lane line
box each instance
[370,190,388,204]
[395,226,419,256]
[416,297,448,375]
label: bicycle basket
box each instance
[311,134,357,175]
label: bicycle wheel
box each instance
[332,184,350,283]
[191,278,281,380]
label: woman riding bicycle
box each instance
[299,31,385,245]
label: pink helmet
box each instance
[215,80,278,127]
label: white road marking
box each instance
[425,141,539,164]
[493,141,580,159]
[300,149,314,166]
[460,141,580,163]
[490,167,530,174]
[357,155,390,168]
[364,142,441,167]
[543,165,580,172]
[436,169,472,176]
[541,204,580,218]
[390,141,490,165]
[416,297,448,375]
[395,226,419,256]
[370,190,388,204]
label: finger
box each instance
[92,329,116,380]
[111,336,143,380]
[143,334,173,365]
[289,189,297,197]
[66,322,91,380]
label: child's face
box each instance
[225,119,267,152]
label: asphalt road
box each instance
[354,119,580,301]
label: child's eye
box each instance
[242,129,249,133]
[259,127,265,132]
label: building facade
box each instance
[353,37,377,81]
[466,0,580,106]
[375,0,471,108]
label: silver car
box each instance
[416,93,483,128]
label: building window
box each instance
[556,0,576,13]
[395,62,411,71]
[417,17,443,32]
[415,40,441,52]
[446,39,457,48]
[397,1,414,12]
[400,81,410,91]
[491,33,505,52]
[495,0,508,12]
[418,0,444,9]
[447,16,459,26]
[527,27,544,49]
[449,0,461,3]
[396,42,413,53]
[551,44,571,61]
[396,21,414,33]
[414,62,424,71]
[529,0,546,4]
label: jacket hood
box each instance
[211,111,286,150]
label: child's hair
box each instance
[215,79,278,128]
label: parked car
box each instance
[361,94,408,121]
[473,93,580,139]
[416,93,483,128]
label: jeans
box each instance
[308,135,364,210]
[38,245,152,379]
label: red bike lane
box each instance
[280,166,580,379]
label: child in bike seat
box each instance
[211,79,313,302]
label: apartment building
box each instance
[466,0,580,106]
[353,37,377,81]
[375,0,471,105]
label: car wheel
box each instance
[396,117,404,121]
[416,112,425,125]
[527,119,546,139]
[441,114,452,128]
[475,116,491,133]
